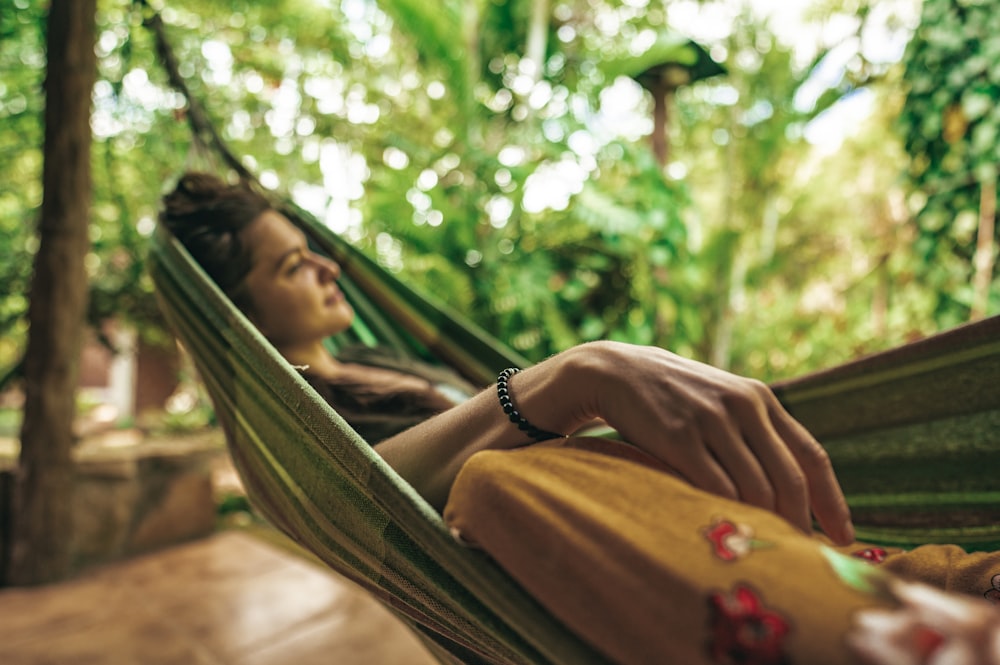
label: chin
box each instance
[329,314,355,335]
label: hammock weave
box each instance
[151,202,1000,665]
[772,317,1000,549]
[150,218,610,665]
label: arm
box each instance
[373,348,582,512]
[375,340,855,545]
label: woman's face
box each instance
[240,209,355,350]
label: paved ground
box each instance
[0,530,438,665]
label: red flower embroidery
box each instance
[704,519,757,562]
[852,547,889,564]
[985,574,1000,605]
[707,584,791,665]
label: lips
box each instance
[325,288,344,306]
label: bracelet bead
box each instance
[496,368,567,442]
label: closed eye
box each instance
[280,249,307,276]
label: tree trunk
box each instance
[462,1,483,149]
[650,81,669,167]
[970,176,996,321]
[6,0,97,586]
[525,0,550,83]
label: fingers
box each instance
[647,389,806,532]
[700,412,775,512]
[768,403,854,545]
[593,345,852,541]
[719,379,850,542]
[725,385,813,535]
[658,429,740,502]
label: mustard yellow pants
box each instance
[443,438,1000,665]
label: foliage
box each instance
[2,0,988,386]
[899,0,1000,325]
[0,0,46,368]
[0,407,21,439]
[667,1,933,377]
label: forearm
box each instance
[374,340,855,547]
[374,348,593,510]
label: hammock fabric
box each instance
[151,202,1000,665]
[150,216,607,665]
[772,316,1000,549]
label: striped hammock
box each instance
[150,204,1000,665]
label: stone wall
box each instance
[1,430,226,585]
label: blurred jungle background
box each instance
[1,0,999,586]
[4,0,998,383]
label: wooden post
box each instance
[6,0,97,585]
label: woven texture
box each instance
[150,225,613,665]
[772,316,1000,549]
[150,207,1000,664]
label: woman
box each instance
[161,172,999,664]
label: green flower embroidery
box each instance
[820,546,894,601]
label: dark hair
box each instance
[159,172,272,312]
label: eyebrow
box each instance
[273,246,305,273]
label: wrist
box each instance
[497,368,568,441]
[519,343,611,430]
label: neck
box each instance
[278,341,340,375]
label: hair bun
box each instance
[158,171,272,300]
[163,172,228,212]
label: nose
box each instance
[307,252,341,281]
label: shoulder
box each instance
[336,344,481,391]
[335,344,411,368]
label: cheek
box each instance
[250,286,301,329]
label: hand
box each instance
[560,341,854,544]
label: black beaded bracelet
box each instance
[496,368,567,442]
